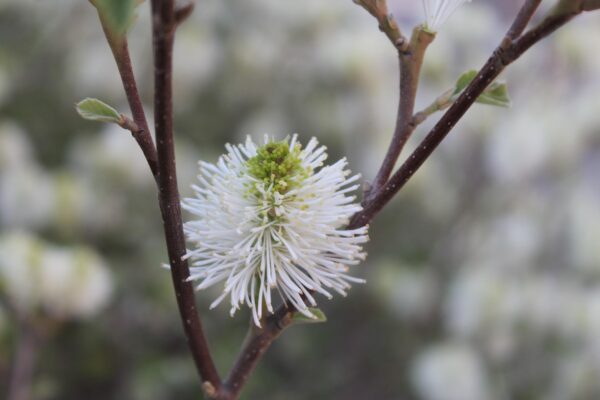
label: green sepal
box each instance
[291,308,327,324]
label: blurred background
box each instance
[1,1,600,399]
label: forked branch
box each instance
[349,0,591,228]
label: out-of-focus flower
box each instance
[69,125,153,188]
[173,26,220,108]
[0,306,6,334]
[183,135,368,325]
[0,66,8,108]
[0,232,113,319]
[550,352,600,400]
[0,165,56,230]
[422,0,472,32]
[0,122,34,171]
[412,342,491,400]
[373,261,437,322]
[567,185,600,273]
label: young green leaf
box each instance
[291,308,327,324]
[476,82,511,107]
[76,98,122,124]
[452,70,511,108]
[90,0,138,38]
[453,70,478,96]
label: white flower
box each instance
[422,0,472,32]
[183,135,369,326]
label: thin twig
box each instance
[118,114,141,134]
[510,9,579,56]
[218,306,295,400]
[368,27,434,199]
[175,1,195,26]
[150,0,222,394]
[353,0,407,50]
[505,0,542,40]
[411,88,455,127]
[349,2,590,229]
[95,14,159,177]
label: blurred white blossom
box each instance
[374,261,437,322]
[550,352,600,400]
[0,306,6,334]
[0,121,34,170]
[69,125,153,187]
[567,185,600,273]
[412,342,491,400]
[0,164,56,230]
[0,232,113,319]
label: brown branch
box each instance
[411,88,454,126]
[349,1,589,229]
[95,13,159,178]
[368,27,434,199]
[150,0,222,395]
[353,0,407,50]
[584,0,600,11]
[217,306,295,400]
[505,0,542,40]
[175,1,195,26]
[118,114,141,134]
[510,9,579,56]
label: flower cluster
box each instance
[183,135,369,325]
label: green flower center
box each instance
[246,140,307,195]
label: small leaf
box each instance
[477,82,511,108]
[292,308,327,324]
[90,0,138,38]
[453,70,477,96]
[452,70,511,108]
[76,98,122,124]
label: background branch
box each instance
[149,0,222,394]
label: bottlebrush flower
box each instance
[422,0,472,32]
[182,135,369,326]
